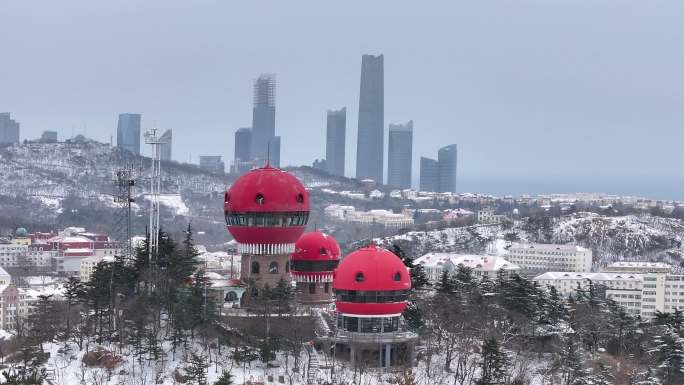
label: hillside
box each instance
[374,212,684,269]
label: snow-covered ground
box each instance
[143,193,190,216]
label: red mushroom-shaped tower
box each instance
[331,245,416,368]
[291,231,340,305]
[333,245,410,316]
[224,166,309,300]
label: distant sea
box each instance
[452,177,683,202]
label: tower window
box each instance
[296,193,304,203]
[355,272,365,282]
[251,262,260,274]
[255,193,265,205]
[320,247,327,255]
[269,261,278,274]
[393,272,402,281]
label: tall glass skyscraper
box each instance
[438,144,458,193]
[116,113,141,155]
[355,54,384,183]
[419,157,439,192]
[419,144,457,193]
[159,129,172,161]
[387,121,413,189]
[251,74,276,166]
[234,127,252,162]
[0,113,20,144]
[325,107,346,177]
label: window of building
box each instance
[269,262,278,274]
[324,283,330,293]
[251,262,260,274]
[309,283,316,294]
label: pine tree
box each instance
[214,370,234,385]
[61,276,84,342]
[184,353,210,385]
[168,223,199,282]
[475,337,509,385]
[402,299,425,332]
[394,243,429,290]
[436,270,454,294]
[651,326,684,385]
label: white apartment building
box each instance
[0,242,56,268]
[415,253,520,283]
[507,243,593,273]
[324,205,414,228]
[534,271,684,319]
[0,284,33,331]
[534,272,643,316]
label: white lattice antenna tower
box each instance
[144,128,167,262]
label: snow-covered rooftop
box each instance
[606,261,671,269]
[533,271,643,282]
[416,253,520,272]
[509,242,588,252]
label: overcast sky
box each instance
[2,1,683,198]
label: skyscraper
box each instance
[325,107,346,177]
[268,136,281,168]
[387,120,413,189]
[355,54,384,183]
[116,113,141,155]
[159,129,172,161]
[437,144,458,193]
[0,113,20,144]
[199,156,225,174]
[234,127,252,163]
[251,74,276,165]
[419,157,439,192]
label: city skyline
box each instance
[3,1,684,199]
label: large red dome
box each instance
[292,231,340,262]
[224,166,310,253]
[333,245,411,315]
[225,166,309,213]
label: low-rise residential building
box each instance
[506,243,593,273]
[324,205,414,228]
[534,272,643,316]
[534,271,684,319]
[415,253,520,283]
[0,284,33,330]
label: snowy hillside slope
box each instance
[372,212,684,268]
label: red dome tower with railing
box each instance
[224,166,309,304]
[330,244,416,368]
[291,231,340,305]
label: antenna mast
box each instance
[144,128,167,263]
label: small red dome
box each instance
[292,232,340,262]
[224,166,309,213]
[333,245,411,315]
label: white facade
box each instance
[534,271,684,319]
[534,272,643,316]
[507,243,593,273]
[415,253,520,283]
[603,261,672,274]
[0,243,56,268]
[324,205,414,228]
[0,284,33,331]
